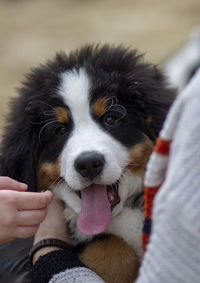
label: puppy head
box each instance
[0,45,174,234]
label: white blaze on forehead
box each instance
[60,68,91,123]
[59,68,129,190]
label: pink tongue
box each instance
[77,184,111,235]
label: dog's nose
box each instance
[74,151,105,180]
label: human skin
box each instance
[32,197,68,265]
[0,176,52,244]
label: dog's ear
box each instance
[129,65,175,140]
[0,98,38,192]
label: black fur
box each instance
[0,45,175,190]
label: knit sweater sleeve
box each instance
[31,249,105,283]
[136,68,200,283]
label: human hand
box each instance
[0,177,52,244]
[32,197,68,264]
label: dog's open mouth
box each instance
[106,181,120,209]
[78,181,120,210]
[76,181,120,236]
[56,177,120,236]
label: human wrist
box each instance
[33,232,69,264]
[34,230,68,244]
[31,238,73,265]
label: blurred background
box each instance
[0,0,200,135]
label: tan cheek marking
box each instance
[79,235,139,283]
[38,160,60,190]
[93,97,109,117]
[128,137,153,178]
[55,107,69,123]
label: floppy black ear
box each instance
[129,65,175,139]
[0,98,38,192]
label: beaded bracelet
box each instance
[29,238,74,265]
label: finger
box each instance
[15,225,39,238]
[0,177,27,191]
[17,191,52,210]
[17,209,47,226]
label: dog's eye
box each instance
[103,114,118,127]
[56,125,67,135]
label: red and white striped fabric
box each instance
[142,95,183,253]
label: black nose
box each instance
[74,151,105,180]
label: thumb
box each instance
[42,190,53,204]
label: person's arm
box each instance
[0,176,52,244]
[32,197,69,264]
[31,197,105,283]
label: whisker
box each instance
[30,118,57,125]
[52,176,63,185]
[115,105,127,122]
[44,111,56,116]
[52,176,72,192]
[33,100,55,110]
[64,182,72,192]
[114,105,127,115]
[120,171,126,179]
[39,120,57,143]
[54,178,65,190]
[96,96,127,122]
[104,96,118,106]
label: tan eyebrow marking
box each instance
[55,107,69,123]
[93,97,109,117]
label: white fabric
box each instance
[137,68,200,283]
[49,267,105,283]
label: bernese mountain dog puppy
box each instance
[0,45,174,283]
